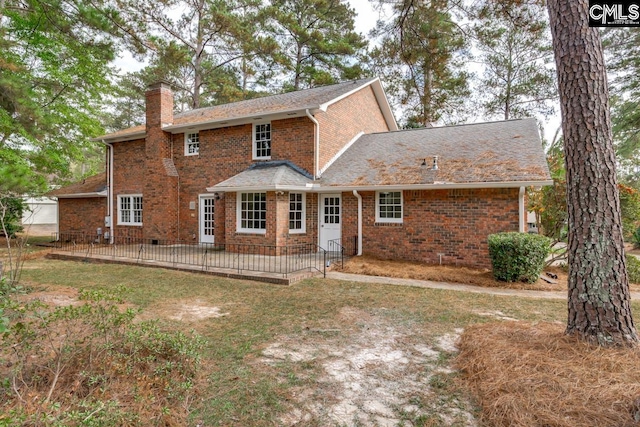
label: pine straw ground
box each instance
[338,255,640,292]
[455,322,640,427]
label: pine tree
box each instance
[370,0,470,126]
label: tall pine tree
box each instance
[370,0,470,127]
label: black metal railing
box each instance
[51,232,326,278]
[326,236,358,268]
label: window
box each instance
[237,192,266,233]
[253,123,271,159]
[118,195,143,225]
[289,192,305,233]
[185,132,199,155]
[376,191,403,223]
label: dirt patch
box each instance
[17,285,81,307]
[456,321,640,427]
[338,255,570,291]
[261,306,476,426]
[143,299,230,322]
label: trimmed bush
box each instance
[488,232,551,283]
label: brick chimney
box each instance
[145,81,174,129]
[144,81,178,241]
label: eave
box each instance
[207,180,553,193]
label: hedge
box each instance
[488,232,552,283]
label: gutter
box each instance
[519,186,525,233]
[104,141,115,244]
[353,190,363,256]
[306,109,320,179]
[206,180,553,194]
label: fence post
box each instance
[323,249,326,278]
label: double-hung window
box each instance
[118,195,143,225]
[253,123,271,159]
[185,132,199,155]
[237,192,267,233]
[289,192,305,233]
[376,191,403,223]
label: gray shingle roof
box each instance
[320,118,551,187]
[98,77,384,141]
[210,161,314,191]
[47,172,107,198]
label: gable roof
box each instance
[97,77,397,143]
[319,118,552,190]
[209,161,314,192]
[47,172,107,198]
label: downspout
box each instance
[518,186,525,233]
[104,141,115,244]
[353,190,363,256]
[305,109,320,179]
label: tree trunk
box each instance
[547,0,638,346]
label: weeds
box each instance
[0,287,204,426]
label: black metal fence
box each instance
[52,232,327,278]
[326,236,358,268]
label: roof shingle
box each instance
[320,118,551,187]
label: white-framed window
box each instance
[289,192,306,233]
[376,191,403,223]
[185,132,199,156]
[118,194,143,226]
[237,192,267,233]
[253,123,271,159]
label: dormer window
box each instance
[253,123,271,159]
[185,132,199,156]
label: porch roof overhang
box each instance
[207,161,315,193]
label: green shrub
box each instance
[632,227,640,249]
[626,254,640,284]
[0,197,25,237]
[488,232,552,283]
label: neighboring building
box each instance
[22,197,58,226]
[49,78,552,268]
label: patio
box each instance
[48,234,349,285]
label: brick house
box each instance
[50,77,552,268]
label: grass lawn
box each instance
[7,258,640,426]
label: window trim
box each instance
[288,192,306,234]
[184,132,200,156]
[117,194,143,226]
[252,122,271,160]
[375,191,403,223]
[236,192,267,234]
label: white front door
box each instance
[199,196,215,243]
[320,194,341,250]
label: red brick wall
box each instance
[343,188,520,269]
[111,138,145,239]
[57,198,107,236]
[317,85,390,172]
[171,117,315,242]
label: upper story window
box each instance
[289,192,306,233]
[253,123,271,159]
[237,192,267,234]
[185,132,199,156]
[118,195,143,226]
[376,191,403,223]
